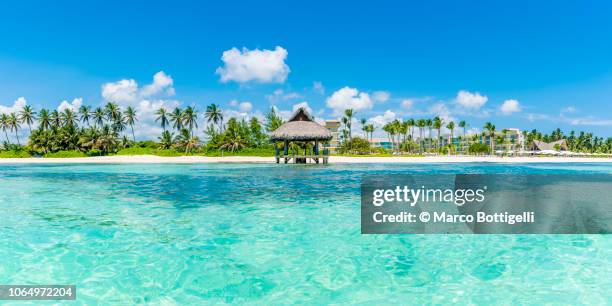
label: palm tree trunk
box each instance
[15,131,20,146]
[3,130,9,145]
[131,125,136,142]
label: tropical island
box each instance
[0,102,610,162]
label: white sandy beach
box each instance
[0,155,610,164]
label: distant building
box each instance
[530,139,568,151]
[369,138,393,150]
[324,120,341,152]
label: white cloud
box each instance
[102,79,139,104]
[372,91,390,103]
[141,71,175,97]
[229,100,239,107]
[313,81,325,95]
[101,71,175,106]
[0,97,27,114]
[326,87,373,116]
[239,102,253,112]
[368,110,396,127]
[401,99,414,109]
[57,98,83,112]
[216,46,290,83]
[500,99,521,115]
[455,90,488,109]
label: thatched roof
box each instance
[270,107,332,141]
[531,139,568,151]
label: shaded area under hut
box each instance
[270,107,332,164]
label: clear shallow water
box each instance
[0,163,611,304]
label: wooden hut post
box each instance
[314,140,319,155]
[274,142,280,163]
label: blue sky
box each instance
[1,0,611,139]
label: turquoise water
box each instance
[0,163,611,304]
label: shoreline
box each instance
[0,155,611,164]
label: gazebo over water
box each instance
[270,107,332,164]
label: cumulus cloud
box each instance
[401,99,414,109]
[57,98,83,112]
[455,90,488,109]
[102,71,175,106]
[216,46,290,83]
[313,81,325,95]
[368,110,396,127]
[141,71,175,97]
[372,91,390,103]
[102,79,139,104]
[500,99,521,115]
[0,97,27,114]
[326,87,373,116]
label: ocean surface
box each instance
[0,163,611,304]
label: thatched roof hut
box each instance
[531,139,567,151]
[270,107,332,141]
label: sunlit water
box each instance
[0,163,611,304]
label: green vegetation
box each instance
[44,150,88,158]
[0,101,610,159]
[0,150,31,158]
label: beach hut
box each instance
[270,107,332,164]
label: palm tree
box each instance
[8,113,21,145]
[19,105,36,134]
[93,107,105,128]
[170,107,183,131]
[446,121,455,154]
[38,109,50,131]
[124,106,137,141]
[158,130,174,149]
[61,109,78,127]
[112,112,126,133]
[458,120,466,153]
[360,118,367,138]
[79,105,92,127]
[344,109,353,146]
[399,120,409,146]
[433,117,444,151]
[416,119,426,153]
[50,110,61,128]
[205,104,224,132]
[425,118,433,151]
[155,108,169,131]
[407,118,415,140]
[182,106,198,138]
[0,114,10,144]
[105,102,120,122]
[484,122,496,154]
